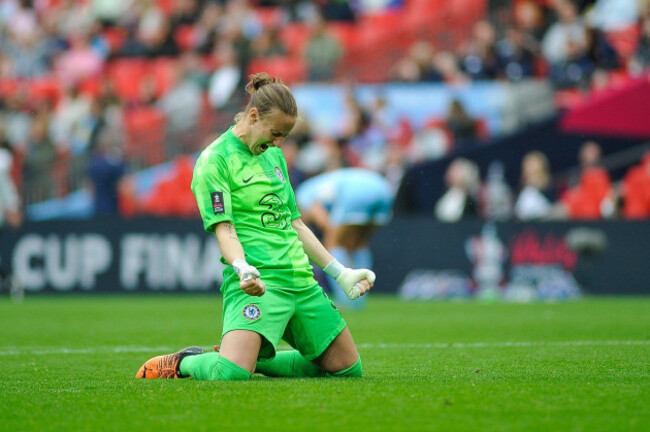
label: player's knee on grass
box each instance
[327,357,362,378]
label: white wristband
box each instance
[232,259,249,275]
[323,260,345,279]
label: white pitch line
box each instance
[0,340,648,356]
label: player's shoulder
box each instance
[197,132,238,163]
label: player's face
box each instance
[248,108,296,156]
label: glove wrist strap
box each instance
[323,260,345,280]
[232,259,249,275]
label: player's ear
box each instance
[248,108,259,124]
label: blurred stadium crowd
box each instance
[0,0,650,222]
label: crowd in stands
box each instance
[434,141,650,223]
[394,0,650,96]
[0,0,649,222]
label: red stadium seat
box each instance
[328,22,357,52]
[28,76,63,106]
[280,23,309,56]
[256,7,283,29]
[355,17,397,49]
[107,59,148,102]
[156,0,175,16]
[77,76,102,98]
[103,27,127,54]
[247,56,307,85]
[174,25,199,51]
[0,78,20,99]
[149,57,177,97]
[123,107,167,165]
[140,155,198,217]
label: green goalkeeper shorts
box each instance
[220,280,347,361]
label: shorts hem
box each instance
[300,322,347,362]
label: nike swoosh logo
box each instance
[242,175,254,183]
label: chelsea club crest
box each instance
[242,304,261,321]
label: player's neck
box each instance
[232,122,252,150]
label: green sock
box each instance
[327,357,362,378]
[179,353,251,381]
[255,350,326,377]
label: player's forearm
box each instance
[291,217,334,269]
[214,221,247,265]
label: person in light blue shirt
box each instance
[296,168,393,309]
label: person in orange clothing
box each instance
[621,153,650,219]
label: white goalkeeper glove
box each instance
[232,259,266,296]
[323,260,376,300]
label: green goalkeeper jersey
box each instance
[191,127,314,289]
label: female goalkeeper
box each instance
[136,73,374,380]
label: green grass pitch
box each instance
[1,295,649,432]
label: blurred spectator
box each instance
[346,97,394,170]
[146,16,180,57]
[87,130,127,217]
[224,0,263,41]
[0,136,22,293]
[304,14,343,81]
[55,0,94,38]
[480,160,513,221]
[320,0,356,22]
[445,99,478,150]
[207,42,244,112]
[514,151,555,221]
[568,140,602,186]
[0,92,32,150]
[514,0,548,46]
[50,86,93,152]
[136,0,167,50]
[496,26,537,81]
[221,20,254,76]
[22,114,57,202]
[0,31,50,78]
[561,165,613,219]
[55,32,105,87]
[193,1,223,54]
[252,27,288,58]
[543,0,594,89]
[630,15,650,72]
[621,153,650,219]
[461,20,499,80]
[434,158,480,222]
[392,40,440,82]
[542,0,589,64]
[69,99,106,156]
[432,51,470,84]
[157,58,203,156]
[0,129,21,229]
[586,0,639,32]
[170,0,202,29]
[585,28,620,72]
[92,0,132,27]
[340,89,368,139]
[561,142,613,219]
[6,0,38,42]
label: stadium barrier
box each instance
[1,217,648,295]
[371,218,650,297]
